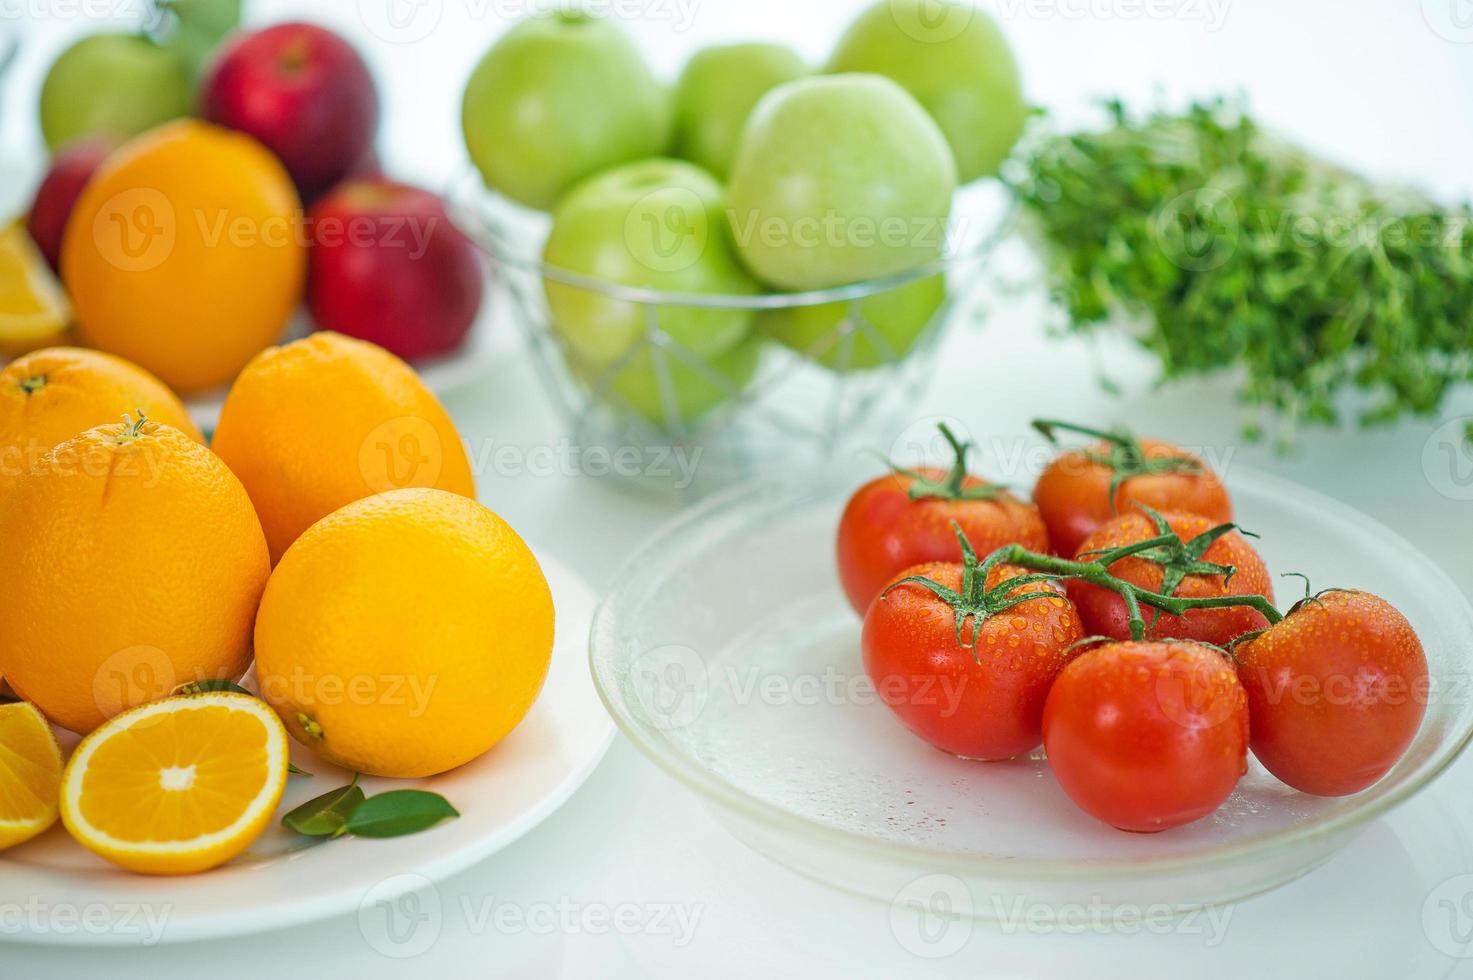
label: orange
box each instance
[0,701,64,851]
[254,488,554,777]
[213,332,476,564]
[0,416,269,733]
[0,346,201,502]
[60,119,305,393]
[0,219,70,356]
[60,692,289,875]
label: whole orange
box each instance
[254,488,554,778]
[212,332,476,563]
[0,416,270,733]
[0,346,201,502]
[60,119,305,393]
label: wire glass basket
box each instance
[449,174,1013,490]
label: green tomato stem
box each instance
[987,542,1283,643]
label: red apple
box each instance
[307,179,484,361]
[201,22,378,202]
[344,144,382,181]
[26,135,115,272]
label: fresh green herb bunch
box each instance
[1006,98,1473,443]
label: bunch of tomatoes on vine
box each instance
[837,420,1428,832]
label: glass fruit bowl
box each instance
[588,457,1473,916]
[449,175,1014,490]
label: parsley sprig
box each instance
[1006,98,1473,447]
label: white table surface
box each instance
[6,0,1473,976]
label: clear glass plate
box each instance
[590,461,1473,916]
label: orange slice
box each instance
[0,701,63,850]
[60,693,288,875]
[0,220,70,355]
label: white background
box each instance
[5,0,1473,976]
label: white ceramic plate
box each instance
[1,556,613,946]
[591,463,1473,915]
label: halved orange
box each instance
[60,693,288,875]
[0,701,63,850]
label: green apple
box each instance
[39,34,192,151]
[461,11,670,211]
[543,158,757,369]
[157,0,243,82]
[671,43,807,179]
[727,74,956,291]
[586,334,764,430]
[758,274,945,370]
[828,0,1027,183]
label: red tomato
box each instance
[839,427,1048,615]
[1032,423,1231,560]
[1233,590,1427,796]
[1043,640,1249,832]
[1066,509,1274,646]
[863,561,1084,760]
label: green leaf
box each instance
[282,779,364,838]
[344,790,459,839]
[287,761,313,777]
[173,678,251,696]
